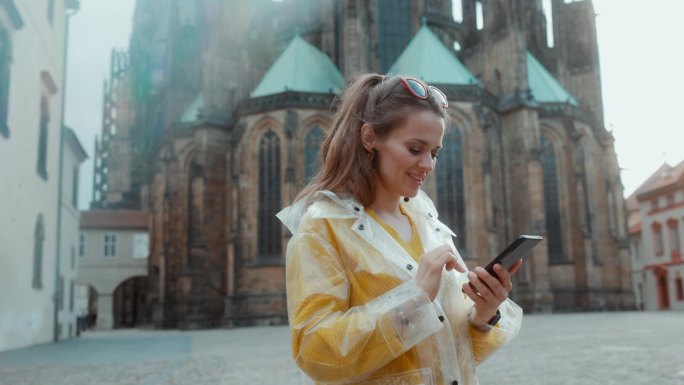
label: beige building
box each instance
[0,0,80,352]
[78,210,149,329]
[627,161,684,311]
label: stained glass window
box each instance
[436,126,466,251]
[304,126,324,181]
[541,135,565,263]
[258,130,282,260]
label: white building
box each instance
[0,0,79,352]
[57,127,87,338]
[78,210,149,329]
[627,161,684,311]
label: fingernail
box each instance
[475,267,485,273]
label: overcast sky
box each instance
[64,0,684,210]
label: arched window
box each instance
[33,214,45,289]
[0,26,11,138]
[541,135,565,263]
[258,130,282,260]
[436,126,466,251]
[304,126,324,181]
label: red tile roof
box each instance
[629,160,684,202]
[80,210,149,230]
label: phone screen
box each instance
[485,235,542,277]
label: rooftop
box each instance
[388,25,478,86]
[251,35,344,97]
[80,210,149,230]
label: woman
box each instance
[277,74,523,385]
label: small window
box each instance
[71,246,75,269]
[676,274,683,301]
[652,222,663,256]
[104,234,117,257]
[79,234,85,257]
[47,0,55,26]
[667,194,675,206]
[651,199,659,211]
[669,220,680,255]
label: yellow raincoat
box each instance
[277,190,522,385]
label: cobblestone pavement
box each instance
[0,311,682,385]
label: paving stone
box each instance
[0,312,681,384]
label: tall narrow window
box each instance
[652,222,663,256]
[0,27,11,138]
[676,273,683,301]
[72,166,79,208]
[668,219,680,259]
[79,233,85,257]
[542,0,554,47]
[304,126,324,182]
[452,0,463,22]
[541,135,565,263]
[475,1,484,30]
[258,130,282,260]
[69,281,75,311]
[47,0,55,25]
[377,0,411,72]
[37,97,49,179]
[103,234,117,257]
[33,215,45,289]
[436,126,467,252]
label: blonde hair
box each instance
[296,73,446,206]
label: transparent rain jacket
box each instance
[277,190,523,385]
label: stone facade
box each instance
[94,0,635,329]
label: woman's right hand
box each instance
[416,245,466,301]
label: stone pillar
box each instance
[96,293,113,329]
[501,108,553,312]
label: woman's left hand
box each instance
[462,260,522,325]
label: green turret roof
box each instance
[526,52,578,106]
[388,25,478,85]
[251,35,344,97]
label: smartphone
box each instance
[485,235,543,277]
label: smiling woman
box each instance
[277,74,523,385]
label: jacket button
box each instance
[358,224,365,230]
[438,315,445,322]
[452,381,459,385]
[406,264,413,270]
[428,213,433,218]
[435,228,440,232]
[354,207,360,212]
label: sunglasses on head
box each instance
[400,77,448,108]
